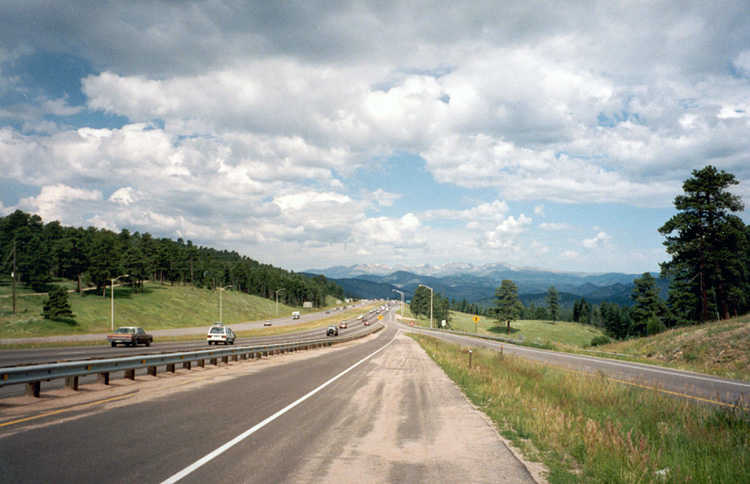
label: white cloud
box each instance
[1,1,749,273]
[583,231,611,250]
[18,184,102,222]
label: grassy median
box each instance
[412,334,750,484]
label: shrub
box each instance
[590,335,612,347]
[646,316,666,336]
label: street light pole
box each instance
[392,289,405,318]
[419,284,433,329]
[111,274,129,331]
[275,288,285,317]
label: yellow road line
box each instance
[0,393,133,428]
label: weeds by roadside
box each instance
[412,334,750,484]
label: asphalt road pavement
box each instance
[0,321,542,484]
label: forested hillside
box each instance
[0,210,343,307]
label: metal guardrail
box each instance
[0,323,383,398]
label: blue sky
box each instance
[2,1,750,275]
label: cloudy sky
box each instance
[2,1,749,274]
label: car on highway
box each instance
[339,321,348,329]
[264,320,272,326]
[327,325,338,336]
[207,323,236,345]
[107,326,153,347]
[364,320,370,326]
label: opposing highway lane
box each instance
[0,316,542,483]
[399,322,750,408]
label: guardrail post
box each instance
[125,369,135,380]
[166,363,176,373]
[148,366,157,377]
[26,381,41,397]
[197,359,205,368]
[183,361,192,370]
[221,356,229,364]
[210,357,218,365]
[65,376,79,391]
[98,372,110,385]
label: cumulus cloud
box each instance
[18,184,101,223]
[1,1,749,273]
[583,231,612,250]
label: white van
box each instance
[292,311,300,319]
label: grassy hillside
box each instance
[0,283,335,339]
[597,314,750,381]
[405,309,608,348]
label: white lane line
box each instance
[160,329,400,484]
[446,332,750,389]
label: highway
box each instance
[0,309,541,484]
[0,304,367,368]
[395,321,750,408]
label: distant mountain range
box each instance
[304,262,667,308]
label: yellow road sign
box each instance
[473,315,480,323]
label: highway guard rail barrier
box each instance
[0,323,383,398]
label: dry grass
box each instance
[414,334,750,484]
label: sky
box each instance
[1,1,750,275]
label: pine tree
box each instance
[659,166,747,321]
[546,286,560,323]
[42,286,75,321]
[493,279,523,334]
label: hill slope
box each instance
[599,315,750,381]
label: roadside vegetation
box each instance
[0,282,344,340]
[594,314,750,381]
[413,333,750,484]
[403,307,609,349]
[403,307,750,381]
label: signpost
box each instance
[473,315,480,333]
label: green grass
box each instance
[594,314,750,381]
[0,283,344,339]
[413,333,750,484]
[405,309,608,349]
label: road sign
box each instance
[473,315,480,323]
[378,314,383,320]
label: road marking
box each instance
[0,393,134,428]
[438,329,750,389]
[557,365,744,408]
[161,329,401,484]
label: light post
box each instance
[419,284,433,329]
[111,274,129,331]
[218,285,231,324]
[275,288,285,317]
[392,289,405,318]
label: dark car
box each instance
[327,325,339,336]
[107,326,153,347]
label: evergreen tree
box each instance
[410,285,432,320]
[659,166,747,321]
[42,286,75,321]
[630,273,668,336]
[493,279,523,334]
[546,286,560,323]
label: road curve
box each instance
[0,316,542,484]
[400,322,750,408]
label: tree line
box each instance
[458,166,750,340]
[0,210,344,309]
